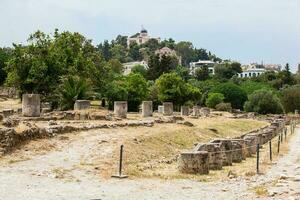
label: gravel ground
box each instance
[0,126,299,200]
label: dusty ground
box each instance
[0,118,298,199]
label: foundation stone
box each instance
[179,151,209,174]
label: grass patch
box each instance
[252,186,269,196]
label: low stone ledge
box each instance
[178,151,209,174]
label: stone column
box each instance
[192,106,199,116]
[22,94,41,117]
[178,151,209,174]
[158,105,164,114]
[163,102,173,116]
[295,109,299,115]
[181,106,189,116]
[74,100,91,110]
[114,101,127,118]
[141,101,153,117]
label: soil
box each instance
[0,122,298,200]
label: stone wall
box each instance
[180,117,287,174]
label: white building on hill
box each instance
[127,28,160,47]
[189,60,215,75]
[123,61,148,75]
[238,63,281,78]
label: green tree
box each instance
[110,44,127,63]
[126,73,149,111]
[131,64,147,78]
[128,42,142,61]
[244,90,283,114]
[0,48,11,85]
[214,62,242,80]
[213,82,247,109]
[205,93,224,108]
[156,73,200,108]
[240,80,274,95]
[195,66,210,81]
[108,59,123,74]
[175,41,195,66]
[105,77,128,110]
[57,76,91,110]
[281,85,300,113]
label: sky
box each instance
[0,0,299,71]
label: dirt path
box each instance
[0,126,299,200]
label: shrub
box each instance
[156,73,201,108]
[244,89,283,114]
[240,80,274,95]
[206,93,224,108]
[216,103,232,112]
[213,82,247,109]
[281,84,300,113]
[57,76,91,110]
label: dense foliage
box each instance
[244,90,283,114]
[1,29,299,114]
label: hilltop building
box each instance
[189,60,216,75]
[155,47,182,65]
[238,63,281,78]
[127,28,160,47]
[123,61,148,75]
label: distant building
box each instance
[123,61,148,75]
[127,28,160,47]
[189,60,215,75]
[238,63,281,78]
[155,47,182,65]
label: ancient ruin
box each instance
[114,101,128,118]
[22,94,41,117]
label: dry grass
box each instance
[252,185,269,196]
[117,117,268,179]
[0,98,21,111]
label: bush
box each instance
[281,84,300,113]
[156,73,201,108]
[57,76,91,110]
[240,80,274,96]
[244,89,283,114]
[216,103,232,112]
[206,93,224,108]
[213,82,247,109]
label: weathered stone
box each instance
[114,101,127,118]
[41,108,51,115]
[74,100,90,110]
[22,94,41,117]
[230,139,247,160]
[141,101,153,117]
[243,135,258,155]
[210,139,233,166]
[194,143,223,170]
[2,109,14,118]
[181,106,189,116]
[158,105,164,114]
[192,106,200,117]
[231,141,243,163]
[200,107,210,117]
[178,151,209,174]
[163,102,173,116]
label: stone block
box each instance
[230,139,247,160]
[178,151,209,174]
[114,101,127,118]
[200,107,210,117]
[231,141,243,163]
[194,143,223,170]
[163,102,173,116]
[158,105,164,114]
[210,139,233,166]
[192,106,200,117]
[22,94,41,117]
[74,100,90,110]
[141,101,153,117]
[181,106,189,116]
[2,109,14,118]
